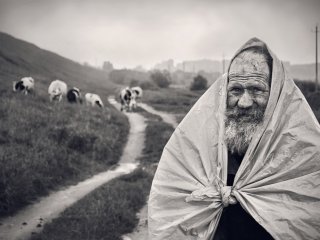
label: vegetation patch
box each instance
[143,87,203,114]
[0,82,129,217]
[31,169,152,240]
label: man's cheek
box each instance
[227,95,239,107]
[254,95,269,107]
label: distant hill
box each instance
[0,32,117,97]
[289,63,320,81]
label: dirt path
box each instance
[139,103,178,128]
[122,103,178,240]
[0,97,146,240]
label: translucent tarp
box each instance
[148,38,320,240]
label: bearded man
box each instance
[214,45,274,239]
[148,38,320,240]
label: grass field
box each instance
[142,87,204,123]
[31,169,152,240]
[0,77,129,217]
[31,108,174,240]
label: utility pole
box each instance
[316,25,319,91]
[222,53,226,74]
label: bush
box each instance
[150,70,171,88]
[190,74,208,91]
[140,80,158,90]
[129,79,139,87]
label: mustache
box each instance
[225,106,266,123]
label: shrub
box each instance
[140,80,158,90]
[190,74,208,91]
[150,70,171,88]
[129,79,139,87]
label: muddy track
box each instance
[0,96,146,240]
[123,103,178,240]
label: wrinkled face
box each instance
[227,50,271,113]
[225,50,271,155]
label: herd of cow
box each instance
[12,77,143,112]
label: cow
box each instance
[13,77,35,95]
[130,86,143,109]
[120,87,135,112]
[131,86,143,100]
[48,80,67,102]
[85,93,104,108]
[67,87,82,104]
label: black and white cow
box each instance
[85,93,104,108]
[48,80,67,102]
[67,87,82,104]
[13,77,35,95]
[120,87,136,112]
[131,86,143,100]
[130,86,143,109]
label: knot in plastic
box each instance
[220,186,237,207]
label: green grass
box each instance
[31,108,174,240]
[0,79,129,217]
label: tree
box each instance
[102,61,113,72]
[190,75,208,91]
[150,70,171,88]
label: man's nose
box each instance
[238,91,253,108]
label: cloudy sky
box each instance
[0,0,319,69]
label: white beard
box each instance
[224,119,261,155]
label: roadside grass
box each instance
[143,88,203,114]
[31,169,152,240]
[31,107,174,240]
[0,81,129,217]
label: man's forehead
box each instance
[229,50,270,76]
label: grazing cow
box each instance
[85,93,104,108]
[67,87,82,104]
[131,86,143,100]
[120,87,135,112]
[48,80,67,102]
[13,77,35,95]
[130,86,143,109]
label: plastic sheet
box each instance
[148,38,320,240]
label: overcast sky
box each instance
[0,0,319,69]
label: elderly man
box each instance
[149,38,320,240]
[214,45,274,239]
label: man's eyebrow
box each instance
[228,72,270,79]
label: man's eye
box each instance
[251,87,264,93]
[230,87,242,93]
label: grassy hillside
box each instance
[0,33,129,216]
[0,32,119,99]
